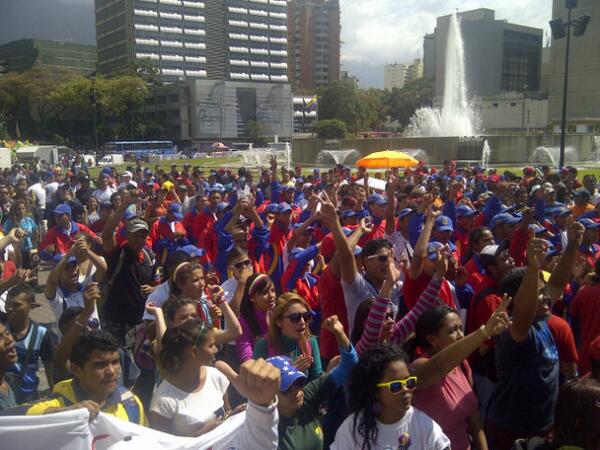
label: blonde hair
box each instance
[267,292,312,353]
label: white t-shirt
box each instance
[45,181,59,205]
[331,407,450,450]
[92,187,116,204]
[150,367,230,436]
[28,183,46,209]
[142,281,171,320]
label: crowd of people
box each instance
[0,155,599,449]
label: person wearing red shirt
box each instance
[262,202,293,293]
[359,194,387,245]
[149,202,188,263]
[38,203,97,261]
[192,187,222,261]
[88,201,114,234]
[463,227,495,292]
[570,262,600,374]
[546,312,578,379]
[453,204,479,263]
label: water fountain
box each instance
[529,146,579,166]
[594,136,600,160]
[237,149,292,169]
[407,13,481,137]
[401,149,429,163]
[481,140,491,168]
[316,149,362,166]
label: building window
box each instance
[510,102,517,107]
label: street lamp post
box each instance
[521,83,528,133]
[549,0,591,168]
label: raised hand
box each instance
[526,232,548,271]
[293,354,314,372]
[483,294,512,337]
[322,315,345,336]
[566,216,585,249]
[82,282,101,313]
[359,217,373,234]
[433,249,448,279]
[144,301,163,318]
[216,359,280,406]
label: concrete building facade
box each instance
[287,0,340,90]
[0,39,97,75]
[384,63,408,90]
[143,79,293,144]
[548,0,600,133]
[95,0,288,83]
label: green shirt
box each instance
[277,373,334,450]
[253,334,323,381]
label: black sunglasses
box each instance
[233,259,252,269]
[367,254,390,263]
[284,311,312,324]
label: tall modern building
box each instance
[384,63,408,90]
[95,0,289,83]
[424,9,543,99]
[287,0,340,90]
[548,0,600,133]
[0,39,97,76]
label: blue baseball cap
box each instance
[367,194,387,206]
[53,204,72,216]
[266,356,308,392]
[209,183,225,193]
[100,201,114,210]
[178,245,205,258]
[123,206,138,220]
[340,209,358,219]
[283,185,295,192]
[101,167,112,175]
[498,205,515,214]
[529,224,548,235]
[265,203,279,214]
[354,245,363,256]
[577,218,600,229]
[550,206,571,217]
[434,215,454,232]
[456,204,478,218]
[168,202,184,220]
[277,202,292,214]
[574,188,591,198]
[292,223,315,232]
[490,213,521,229]
[426,241,445,260]
[398,208,414,219]
[53,254,78,265]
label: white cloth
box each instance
[331,407,450,450]
[49,275,100,326]
[150,367,230,436]
[142,281,171,320]
[28,183,46,209]
[385,231,414,265]
[0,400,279,450]
[220,277,238,303]
[45,181,59,205]
[92,187,116,203]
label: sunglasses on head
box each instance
[284,311,312,324]
[233,259,252,269]
[376,376,418,393]
[366,254,390,263]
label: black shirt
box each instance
[103,245,156,326]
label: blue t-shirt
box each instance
[3,217,37,251]
[489,319,559,433]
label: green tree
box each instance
[384,78,434,128]
[246,120,268,146]
[315,119,347,139]
[316,81,370,134]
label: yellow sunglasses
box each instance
[376,376,418,393]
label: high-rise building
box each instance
[287,0,340,90]
[0,39,97,76]
[423,9,543,98]
[384,63,408,90]
[95,0,289,83]
[406,58,423,82]
[548,0,600,133]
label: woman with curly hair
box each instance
[253,291,322,381]
[331,344,450,450]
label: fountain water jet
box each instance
[407,13,481,137]
[481,140,491,168]
[316,149,362,166]
[529,146,579,166]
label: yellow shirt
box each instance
[25,379,147,426]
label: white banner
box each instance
[0,407,274,450]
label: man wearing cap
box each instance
[139,169,159,195]
[148,202,189,263]
[262,202,295,292]
[384,183,414,266]
[118,171,137,190]
[576,218,600,267]
[571,188,594,218]
[102,191,156,344]
[75,175,93,207]
[38,203,97,261]
[191,185,223,264]
[89,201,114,234]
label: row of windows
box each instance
[134,29,205,42]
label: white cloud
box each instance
[340,0,553,87]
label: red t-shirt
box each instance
[403,272,455,311]
[547,314,578,364]
[317,267,347,360]
[570,284,600,373]
[464,257,485,293]
[467,276,502,336]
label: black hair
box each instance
[170,262,203,296]
[159,319,212,373]
[361,239,392,259]
[464,226,492,262]
[58,307,84,334]
[240,273,273,338]
[6,284,36,304]
[348,345,410,450]
[500,267,528,298]
[404,306,457,358]
[227,246,248,264]
[351,298,375,345]
[70,330,119,367]
[165,250,191,278]
[162,296,196,323]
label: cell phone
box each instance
[315,202,322,213]
[213,406,225,419]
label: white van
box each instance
[97,154,124,166]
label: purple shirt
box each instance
[235,309,268,362]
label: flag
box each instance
[304,96,318,113]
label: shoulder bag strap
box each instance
[17,323,39,388]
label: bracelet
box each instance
[74,320,87,330]
[479,325,490,339]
